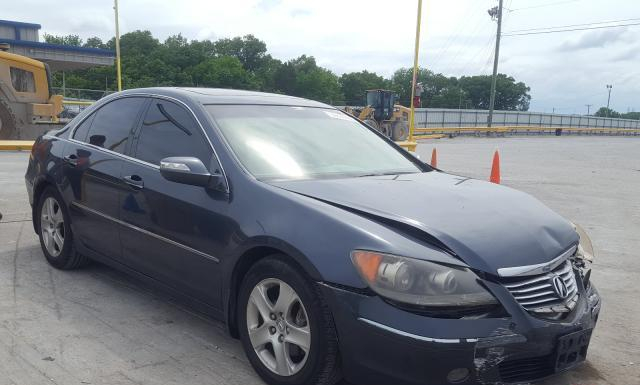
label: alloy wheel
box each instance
[40,196,65,257]
[246,278,311,377]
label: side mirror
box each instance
[160,156,223,189]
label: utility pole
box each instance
[487,0,503,128]
[585,104,592,115]
[114,0,122,91]
[606,84,612,117]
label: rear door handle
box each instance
[63,154,78,166]
[123,175,144,189]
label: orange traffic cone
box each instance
[490,150,500,184]
[430,148,437,168]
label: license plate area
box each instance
[555,329,592,371]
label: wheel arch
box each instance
[31,176,57,233]
[225,242,323,338]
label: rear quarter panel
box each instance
[25,131,69,218]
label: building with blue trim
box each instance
[0,19,114,71]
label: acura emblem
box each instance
[551,275,569,299]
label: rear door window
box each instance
[84,97,146,154]
[133,99,211,166]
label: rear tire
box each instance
[238,255,341,385]
[36,187,89,270]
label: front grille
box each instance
[504,260,578,316]
[498,354,554,383]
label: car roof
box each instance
[116,87,333,108]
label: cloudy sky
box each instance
[8,0,639,113]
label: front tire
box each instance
[238,256,341,385]
[37,187,89,269]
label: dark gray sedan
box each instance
[25,88,600,385]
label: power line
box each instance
[429,4,492,71]
[425,4,481,69]
[507,0,581,12]
[506,17,640,33]
[503,22,640,36]
[482,46,496,75]
[457,34,496,75]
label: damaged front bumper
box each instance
[319,278,601,385]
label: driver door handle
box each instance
[123,175,144,189]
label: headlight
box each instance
[574,223,595,262]
[351,250,497,307]
[573,223,595,287]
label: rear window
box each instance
[72,113,96,142]
[82,97,146,154]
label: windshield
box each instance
[206,105,423,180]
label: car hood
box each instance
[271,171,578,275]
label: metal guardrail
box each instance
[414,108,640,129]
[413,126,640,137]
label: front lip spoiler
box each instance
[497,245,577,277]
[357,317,479,344]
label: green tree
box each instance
[429,86,470,109]
[273,55,343,103]
[389,68,465,108]
[459,74,531,111]
[43,34,83,46]
[191,56,257,89]
[214,35,269,72]
[83,37,108,49]
[43,29,531,109]
[119,30,159,56]
[389,67,434,106]
[594,107,620,118]
[621,112,640,120]
[339,71,389,105]
[254,56,282,92]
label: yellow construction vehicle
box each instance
[0,43,63,139]
[344,89,410,141]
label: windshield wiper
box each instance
[355,171,416,178]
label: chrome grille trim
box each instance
[497,245,577,277]
[504,260,579,314]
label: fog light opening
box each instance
[447,367,470,383]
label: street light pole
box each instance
[606,84,612,117]
[114,0,122,91]
[408,0,423,143]
[487,0,503,128]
